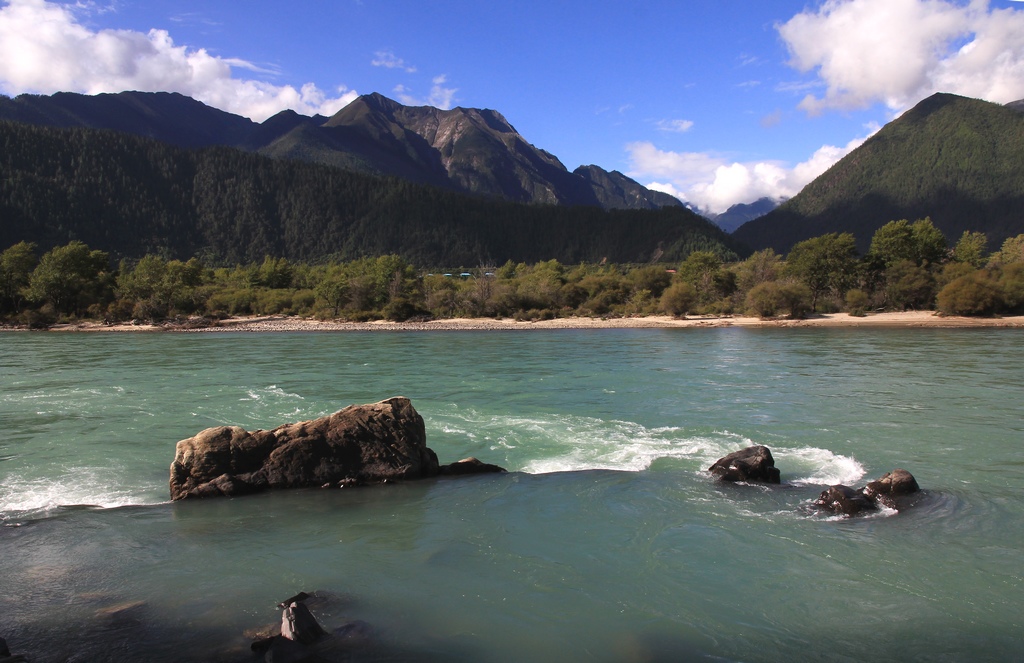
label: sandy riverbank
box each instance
[18,310,1024,332]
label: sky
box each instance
[2,0,1024,215]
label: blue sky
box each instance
[2,0,1024,213]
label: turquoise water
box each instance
[1,329,1022,661]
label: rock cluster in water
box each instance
[708,446,921,517]
[813,468,921,516]
[169,397,505,501]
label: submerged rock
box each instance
[169,397,440,500]
[708,445,781,484]
[439,457,507,476]
[0,636,27,663]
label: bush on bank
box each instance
[3,222,1024,326]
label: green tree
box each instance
[988,234,1024,266]
[25,241,111,316]
[734,248,782,292]
[313,266,350,317]
[883,260,936,310]
[626,265,672,299]
[256,256,294,289]
[0,241,38,313]
[677,251,734,306]
[868,218,947,268]
[785,233,858,310]
[951,231,988,268]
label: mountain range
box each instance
[4,89,1024,262]
[0,90,679,212]
[0,118,742,266]
[734,93,1024,253]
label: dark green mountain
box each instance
[0,90,677,211]
[733,93,1024,253]
[0,90,257,147]
[0,120,742,266]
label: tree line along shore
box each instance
[2,218,1023,329]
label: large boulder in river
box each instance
[169,397,440,500]
[708,445,781,484]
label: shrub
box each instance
[998,263,1024,313]
[659,281,697,317]
[845,289,870,316]
[937,261,976,289]
[746,281,810,318]
[936,272,1002,316]
[746,282,780,318]
[383,296,425,322]
[776,281,813,318]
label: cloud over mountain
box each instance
[627,128,875,215]
[0,0,356,121]
[629,0,1024,214]
[780,0,1024,114]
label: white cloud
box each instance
[656,118,695,133]
[371,50,417,73]
[393,74,458,109]
[779,0,1024,114]
[626,126,878,215]
[0,0,357,121]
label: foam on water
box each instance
[0,467,159,523]
[775,446,865,486]
[427,408,865,485]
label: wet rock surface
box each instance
[708,445,781,484]
[170,397,509,500]
[813,469,922,517]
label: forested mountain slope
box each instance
[733,93,1024,253]
[0,121,742,266]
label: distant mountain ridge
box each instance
[733,93,1024,253]
[0,90,678,211]
[707,198,780,233]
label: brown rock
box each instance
[813,485,877,517]
[708,445,781,484]
[864,468,920,498]
[169,397,440,500]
